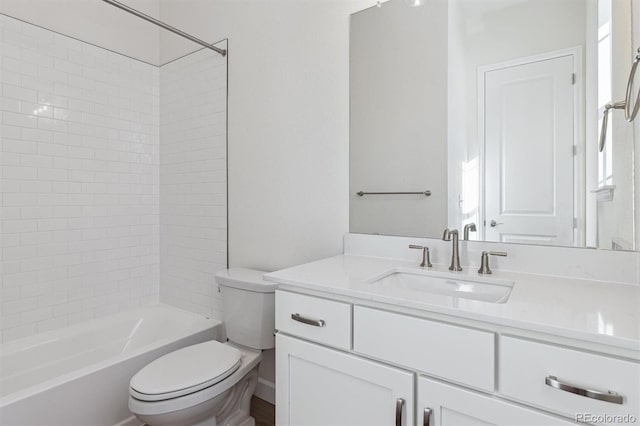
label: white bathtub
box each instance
[0,304,221,426]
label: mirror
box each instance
[350,0,638,250]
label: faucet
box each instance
[442,228,462,271]
[409,245,432,268]
[463,223,477,240]
[478,251,507,275]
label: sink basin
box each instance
[367,268,514,304]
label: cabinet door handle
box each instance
[395,398,405,426]
[423,408,432,426]
[291,313,325,327]
[545,375,623,404]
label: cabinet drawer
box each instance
[418,376,575,426]
[500,336,640,425]
[275,291,352,350]
[353,306,495,391]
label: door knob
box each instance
[489,220,503,227]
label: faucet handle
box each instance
[463,223,477,240]
[442,228,458,241]
[478,251,507,275]
[409,245,432,268]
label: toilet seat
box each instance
[130,341,242,402]
[128,343,262,417]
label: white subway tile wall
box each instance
[0,15,160,342]
[159,46,227,318]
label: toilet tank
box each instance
[215,268,276,350]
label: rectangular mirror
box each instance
[350,0,638,250]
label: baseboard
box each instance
[254,377,275,405]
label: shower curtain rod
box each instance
[101,0,226,56]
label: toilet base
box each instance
[131,366,259,426]
[238,417,255,426]
[224,415,255,426]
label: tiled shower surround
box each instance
[0,16,227,342]
[159,47,228,318]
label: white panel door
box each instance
[417,376,575,426]
[276,334,414,426]
[483,54,575,245]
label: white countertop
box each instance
[264,254,640,354]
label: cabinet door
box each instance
[276,334,414,426]
[418,376,575,426]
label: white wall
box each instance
[0,0,161,65]
[159,43,227,318]
[349,0,449,238]
[158,0,374,272]
[0,15,160,342]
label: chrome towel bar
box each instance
[357,190,432,197]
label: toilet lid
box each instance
[130,341,242,401]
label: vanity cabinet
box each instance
[275,290,639,426]
[276,334,414,426]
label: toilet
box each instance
[128,268,276,426]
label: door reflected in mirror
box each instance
[349,0,638,250]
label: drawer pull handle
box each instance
[545,375,623,404]
[291,313,325,327]
[423,407,432,426]
[395,398,405,426]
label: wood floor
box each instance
[251,396,275,426]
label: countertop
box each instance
[264,254,640,355]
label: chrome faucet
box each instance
[441,228,462,271]
[463,223,477,240]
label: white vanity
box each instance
[266,234,640,426]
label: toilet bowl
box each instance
[129,341,262,426]
[128,268,276,426]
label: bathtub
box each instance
[0,304,221,426]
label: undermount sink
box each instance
[367,268,514,304]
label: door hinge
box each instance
[572,73,576,85]
[573,217,579,228]
[572,145,578,155]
